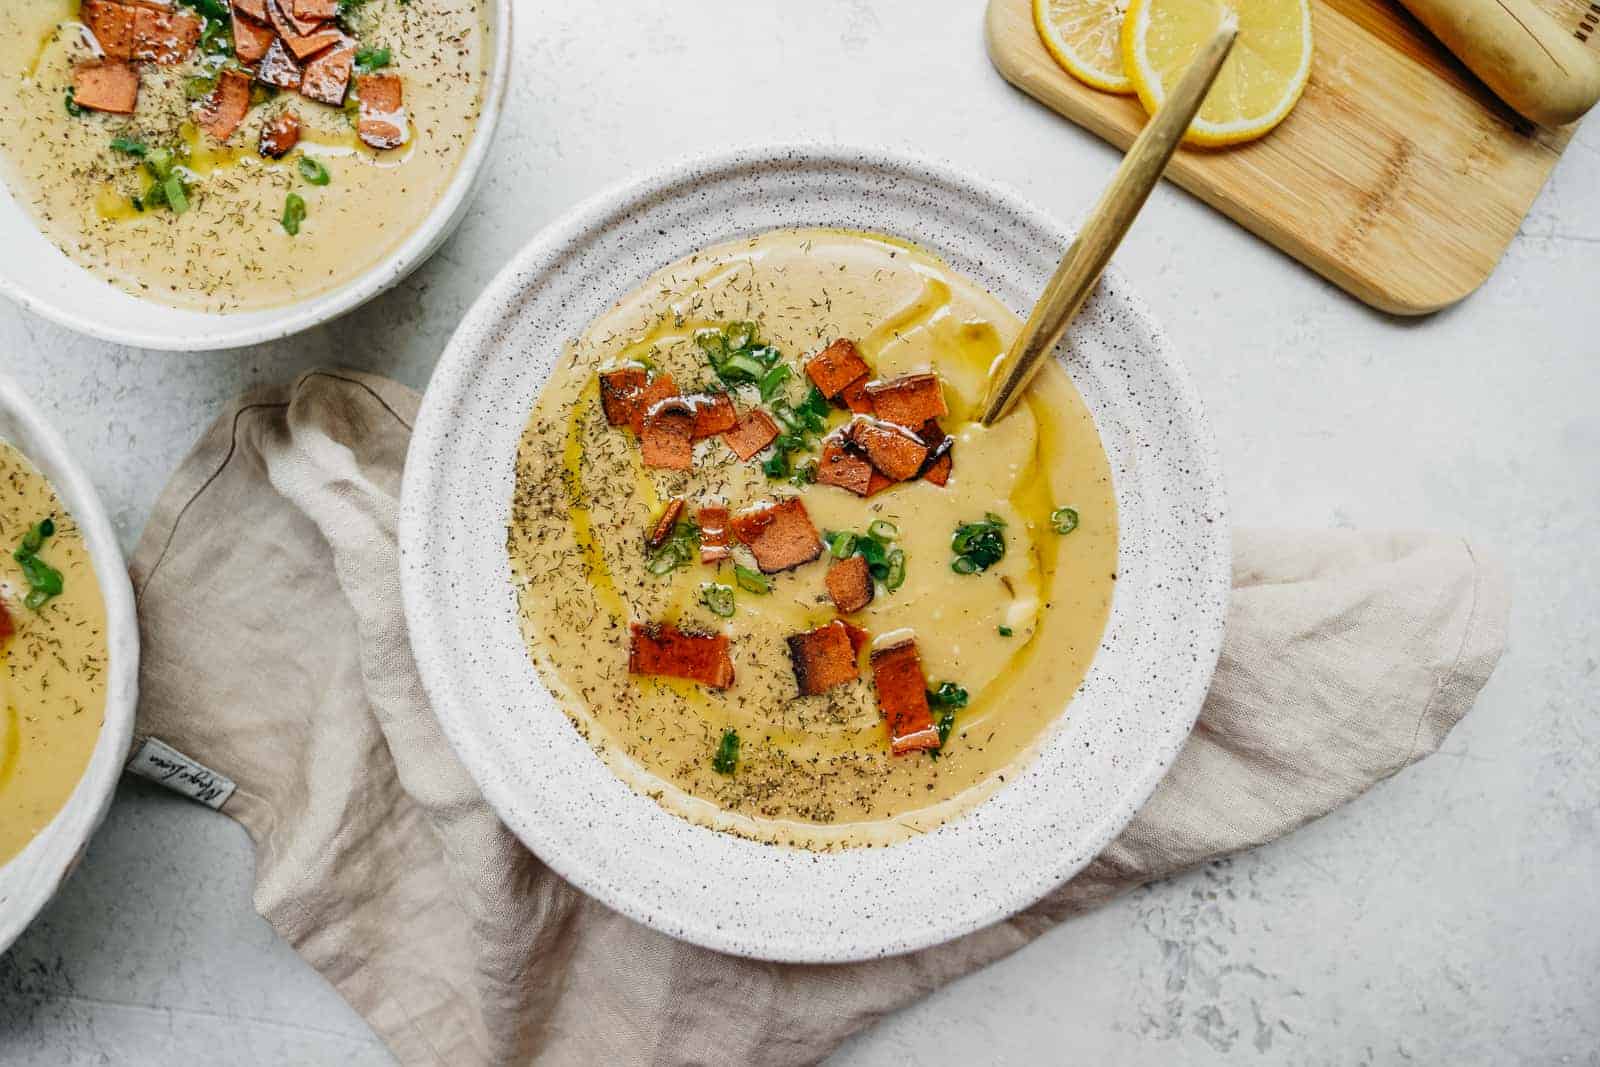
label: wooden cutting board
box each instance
[986,0,1597,314]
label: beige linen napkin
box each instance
[129,369,1507,1066]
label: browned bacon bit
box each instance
[598,367,648,427]
[71,60,139,114]
[298,35,356,104]
[629,372,679,435]
[258,111,301,158]
[814,434,873,496]
[698,505,731,564]
[231,10,276,63]
[355,72,408,150]
[686,392,737,439]
[80,0,137,60]
[915,419,954,487]
[721,408,779,462]
[0,599,14,645]
[640,398,695,471]
[870,637,941,755]
[629,623,734,689]
[805,338,873,400]
[197,69,252,142]
[731,498,823,574]
[256,37,304,90]
[846,416,928,482]
[645,498,685,551]
[826,555,874,615]
[132,5,201,64]
[787,620,860,696]
[865,373,948,428]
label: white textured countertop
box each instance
[2,2,1597,1063]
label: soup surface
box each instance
[0,0,487,312]
[509,228,1118,850]
[0,440,108,867]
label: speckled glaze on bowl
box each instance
[0,370,139,955]
[399,145,1230,963]
[0,0,511,352]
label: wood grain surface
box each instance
[987,0,1597,314]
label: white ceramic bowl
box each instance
[0,370,139,955]
[0,2,512,352]
[400,145,1230,963]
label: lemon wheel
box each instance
[1034,0,1134,95]
[1122,0,1313,147]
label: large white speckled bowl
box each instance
[0,370,139,955]
[400,145,1229,963]
[0,0,511,352]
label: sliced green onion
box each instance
[757,363,791,402]
[719,351,766,382]
[164,176,189,215]
[298,155,331,186]
[1050,506,1080,535]
[789,461,817,486]
[733,564,770,594]
[110,136,147,157]
[884,548,906,591]
[281,191,305,235]
[700,582,735,618]
[694,329,728,360]
[928,682,969,709]
[952,555,978,575]
[65,87,83,117]
[724,320,757,350]
[826,531,856,559]
[354,45,391,73]
[646,555,679,576]
[711,727,740,774]
[998,624,1013,637]
[867,519,898,542]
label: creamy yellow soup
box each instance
[0,441,108,868]
[509,229,1118,850]
[0,0,487,312]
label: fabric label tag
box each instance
[126,738,237,809]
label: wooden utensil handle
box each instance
[1400,0,1600,126]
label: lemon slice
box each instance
[1122,0,1313,146]
[1034,0,1134,95]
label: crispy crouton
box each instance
[132,4,200,63]
[869,637,940,755]
[81,0,137,59]
[698,505,731,564]
[865,470,894,498]
[805,338,871,399]
[645,498,685,551]
[71,60,139,114]
[291,0,339,20]
[841,621,869,657]
[786,620,860,696]
[598,367,647,427]
[846,416,928,482]
[256,37,303,89]
[916,419,953,487]
[356,72,408,150]
[732,498,822,573]
[298,35,355,103]
[640,398,695,471]
[258,111,301,158]
[231,10,276,63]
[865,373,948,428]
[826,555,874,615]
[839,376,874,414]
[285,23,347,62]
[721,408,779,462]
[629,373,679,434]
[233,0,269,19]
[196,69,251,142]
[686,392,737,439]
[814,435,872,496]
[266,0,321,38]
[629,623,734,689]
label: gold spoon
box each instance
[980,17,1239,426]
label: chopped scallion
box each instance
[1050,506,1080,535]
[711,727,740,775]
[298,155,331,186]
[733,564,771,594]
[699,582,735,618]
[281,191,305,234]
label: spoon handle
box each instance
[980,17,1238,426]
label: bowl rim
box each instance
[0,0,513,352]
[0,369,140,956]
[401,142,1231,962]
